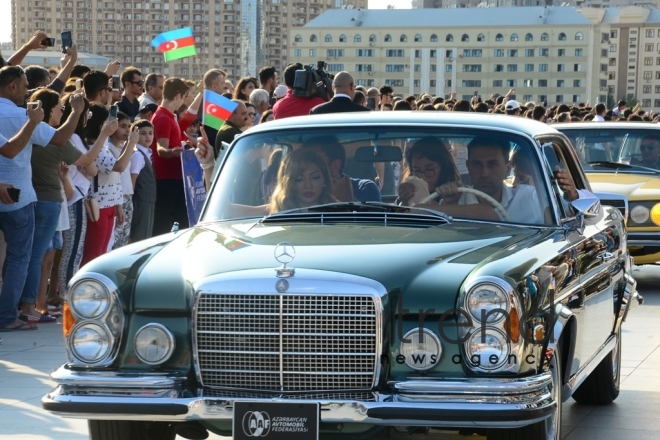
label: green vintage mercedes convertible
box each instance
[43,113,641,440]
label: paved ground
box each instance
[0,265,659,439]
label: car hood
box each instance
[104,221,543,313]
[587,172,660,201]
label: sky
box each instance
[0,0,411,45]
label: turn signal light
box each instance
[650,203,660,226]
[504,308,520,343]
[63,302,76,337]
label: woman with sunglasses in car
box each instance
[397,137,459,206]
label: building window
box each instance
[525,33,533,42]
[574,79,582,87]
[511,33,518,42]
[431,50,437,57]
[558,49,565,57]
[647,29,655,38]
[557,79,564,87]
[339,34,346,43]
[325,34,332,42]
[506,79,517,87]
[494,49,504,57]
[461,80,481,87]
[477,33,485,42]
[558,33,566,41]
[655,85,660,93]
[611,30,618,39]
[493,80,503,87]
[356,49,374,57]
[446,80,452,87]
[575,32,584,41]
[354,34,361,43]
[539,79,548,87]
[446,50,453,58]
[644,71,652,80]
[326,49,344,57]
[507,64,517,72]
[494,64,504,72]
[415,50,421,58]
[462,64,482,72]
[643,99,652,107]
[446,64,453,72]
[609,58,616,66]
[414,34,422,42]
[400,34,407,42]
[385,79,404,87]
[645,85,652,93]
[525,64,534,72]
[430,80,436,87]
[556,95,564,103]
[541,32,549,41]
[356,79,374,87]
[385,34,392,42]
[293,49,301,57]
[430,34,438,42]
[414,65,421,72]
[369,34,376,42]
[525,49,534,57]
[524,79,533,87]
[326,64,343,71]
[386,64,405,72]
[386,49,405,57]
[495,33,503,42]
[575,48,583,56]
[310,35,317,43]
[294,35,302,43]
[461,33,469,42]
[309,49,316,56]
[646,43,654,52]
[414,80,420,87]
[355,64,373,72]
[508,49,518,57]
[656,71,660,79]
[446,34,453,42]
[645,57,653,66]
[463,49,482,57]
[540,48,549,56]
[573,64,581,72]
[557,64,565,72]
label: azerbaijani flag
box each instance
[203,90,238,130]
[151,28,196,62]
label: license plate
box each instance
[233,401,319,440]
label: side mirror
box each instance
[570,197,601,217]
[354,145,402,162]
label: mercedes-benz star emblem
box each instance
[274,243,295,265]
[275,279,289,293]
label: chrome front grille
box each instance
[600,199,627,219]
[195,293,378,392]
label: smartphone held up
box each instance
[61,31,73,54]
[109,104,118,121]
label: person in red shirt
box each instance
[150,78,191,235]
[272,63,326,119]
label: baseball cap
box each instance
[505,100,520,111]
[274,84,288,99]
[138,103,158,115]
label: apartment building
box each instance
[582,6,660,109]
[295,7,610,105]
[412,0,660,9]
[11,0,366,80]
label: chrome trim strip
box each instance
[50,367,186,389]
[562,333,617,397]
[390,373,552,396]
[44,371,554,428]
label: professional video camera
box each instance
[293,61,334,101]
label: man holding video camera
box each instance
[272,63,326,119]
[310,71,370,115]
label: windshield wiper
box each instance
[588,161,660,174]
[260,201,453,224]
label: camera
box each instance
[293,61,334,101]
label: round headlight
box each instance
[70,323,111,363]
[70,279,110,318]
[134,324,175,365]
[650,204,660,226]
[466,328,509,370]
[399,329,442,370]
[630,205,650,224]
[466,284,508,323]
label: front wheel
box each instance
[572,325,621,405]
[488,345,562,440]
[88,420,176,440]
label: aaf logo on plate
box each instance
[242,411,271,437]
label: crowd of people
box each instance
[0,29,652,335]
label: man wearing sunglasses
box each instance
[632,135,660,169]
[118,66,143,122]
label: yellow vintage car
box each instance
[556,122,660,264]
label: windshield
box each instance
[558,127,660,173]
[202,126,554,226]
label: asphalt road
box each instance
[0,265,659,439]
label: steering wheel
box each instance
[420,187,511,222]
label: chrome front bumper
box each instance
[43,367,556,428]
[628,231,660,247]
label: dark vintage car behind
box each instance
[43,113,641,440]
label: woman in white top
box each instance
[80,106,134,266]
